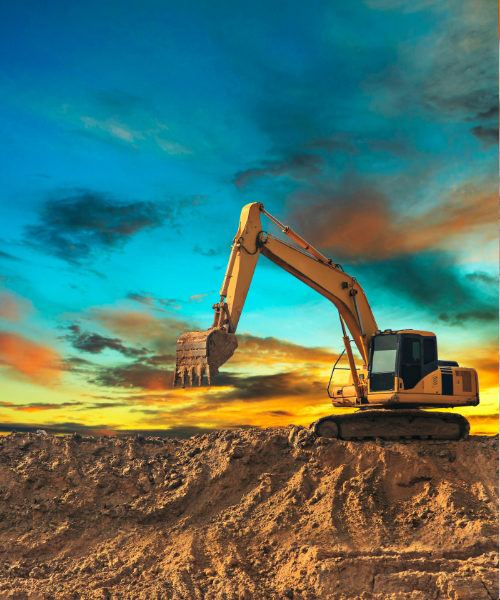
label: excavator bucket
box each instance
[173,327,238,387]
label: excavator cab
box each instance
[362,329,479,407]
[368,330,438,393]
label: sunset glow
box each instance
[0,0,497,437]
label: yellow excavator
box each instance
[173,202,479,440]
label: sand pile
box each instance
[0,426,497,600]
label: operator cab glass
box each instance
[369,332,439,393]
[369,334,397,392]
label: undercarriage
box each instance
[310,409,470,441]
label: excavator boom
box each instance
[173,202,376,387]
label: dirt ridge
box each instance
[0,426,497,599]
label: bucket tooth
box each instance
[174,327,238,387]
[196,364,204,386]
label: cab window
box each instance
[400,337,421,389]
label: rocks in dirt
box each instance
[288,426,316,448]
[0,430,497,600]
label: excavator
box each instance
[173,202,479,441]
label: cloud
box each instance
[356,253,498,327]
[0,400,129,413]
[465,272,498,287]
[126,292,157,306]
[470,126,498,147]
[126,291,182,310]
[0,401,84,412]
[292,177,497,260]
[0,291,33,322]
[0,250,22,262]
[24,190,171,264]
[89,361,174,391]
[154,136,192,155]
[466,413,499,436]
[91,309,197,354]
[232,334,339,367]
[210,371,313,402]
[472,106,498,122]
[81,116,144,144]
[77,92,192,155]
[193,246,220,257]
[367,0,497,124]
[65,324,149,357]
[189,292,214,303]
[0,332,63,386]
[233,152,326,189]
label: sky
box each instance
[0,0,498,437]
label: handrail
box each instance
[327,349,350,398]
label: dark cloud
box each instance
[209,371,311,402]
[24,190,171,264]
[470,126,498,147]
[194,245,220,257]
[65,325,149,358]
[92,88,146,115]
[438,309,498,327]
[126,291,182,310]
[303,137,359,154]
[89,361,173,390]
[233,152,325,189]
[91,309,197,354]
[0,400,127,412]
[0,250,22,262]
[415,7,496,122]
[356,253,498,327]
[142,354,175,366]
[126,292,156,306]
[126,291,206,310]
[465,272,498,287]
[0,401,85,411]
[472,106,498,122]
[362,0,496,128]
[232,334,338,367]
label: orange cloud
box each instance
[232,334,343,367]
[294,178,497,260]
[474,357,499,391]
[0,291,33,321]
[467,414,499,436]
[0,332,62,385]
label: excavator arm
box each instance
[173,202,378,388]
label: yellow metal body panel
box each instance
[332,367,479,408]
[222,203,264,331]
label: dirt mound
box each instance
[0,427,497,600]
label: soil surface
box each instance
[0,427,498,600]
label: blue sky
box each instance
[0,0,497,436]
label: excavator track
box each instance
[310,409,470,441]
